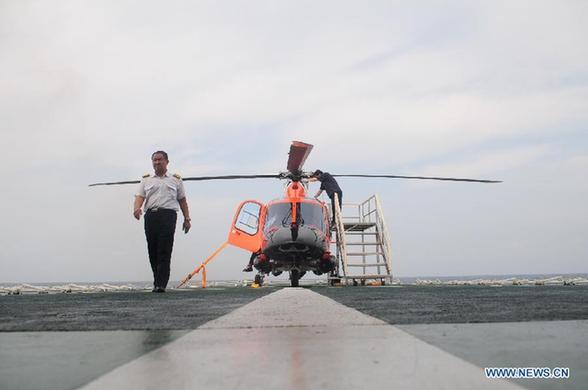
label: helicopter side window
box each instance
[235,202,262,235]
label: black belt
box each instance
[146,208,175,213]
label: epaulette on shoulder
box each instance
[142,173,150,178]
[173,173,182,179]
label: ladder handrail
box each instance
[358,195,377,223]
[374,194,393,277]
[333,193,348,277]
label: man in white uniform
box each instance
[133,151,191,292]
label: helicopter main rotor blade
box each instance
[89,171,501,186]
[89,174,281,187]
[182,174,281,181]
[331,174,502,183]
[88,180,141,187]
[287,141,313,173]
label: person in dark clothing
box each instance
[307,170,343,224]
[243,250,260,272]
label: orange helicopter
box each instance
[89,141,500,287]
[225,141,335,287]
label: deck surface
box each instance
[1,285,586,390]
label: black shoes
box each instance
[243,265,253,272]
[151,287,166,293]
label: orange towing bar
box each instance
[176,241,229,288]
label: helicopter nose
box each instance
[279,242,310,253]
[267,226,319,253]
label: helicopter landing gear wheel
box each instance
[329,271,341,286]
[290,269,300,287]
[254,274,264,287]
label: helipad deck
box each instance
[1,286,587,390]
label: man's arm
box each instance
[304,177,319,196]
[179,197,191,234]
[133,196,145,220]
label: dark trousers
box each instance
[144,209,177,288]
[330,191,343,222]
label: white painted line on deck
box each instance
[81,288,522,390]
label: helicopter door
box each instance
[227,200,265,252]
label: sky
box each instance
[1,0,587,283]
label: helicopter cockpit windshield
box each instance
[264,201,324,234]
[299,202,325,230]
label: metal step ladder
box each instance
[329,194,393,286]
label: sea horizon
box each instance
[2,272,587,287]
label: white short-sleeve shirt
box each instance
[136,172,186,211]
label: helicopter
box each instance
[226,141,334,287]
[89,141,501,287]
